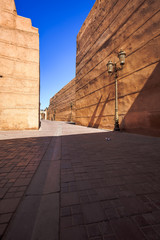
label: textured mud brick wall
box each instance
[48,78,76,122]
[0,0,40,130]
[75,0,160,136]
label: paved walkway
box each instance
[0,120,160,240]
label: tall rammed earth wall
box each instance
[0,0,40,130]
[47,78,76,122]
[75,0,160,136]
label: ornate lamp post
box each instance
[70,102,73,122]
[107,50,126,131]
[54,109,56,121]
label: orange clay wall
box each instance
[0,0,40,130]
[47,78,76,122]
[75,0,160,136]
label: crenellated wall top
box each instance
[0,0,38,33]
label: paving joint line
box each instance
[25,191,60,197]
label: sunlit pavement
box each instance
[0,120,160,240]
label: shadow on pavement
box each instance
[1,130,160,239]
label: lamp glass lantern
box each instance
[118,50,126,65]
[107,60,114,74]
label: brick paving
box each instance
[0,136,52,238]
[0,120,160,239]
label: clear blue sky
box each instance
[14,0,95,110]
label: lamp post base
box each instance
[114,120,120,131]
[68,121,75,125]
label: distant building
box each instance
[0,0,40,130]
[40,108,48,120]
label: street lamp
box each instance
[107,49,126,131]
[54,109,56,121]
[70,102,73,122]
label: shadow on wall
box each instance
[88,96,102,127]
[120,62,160,137]
[88,94,110,128]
